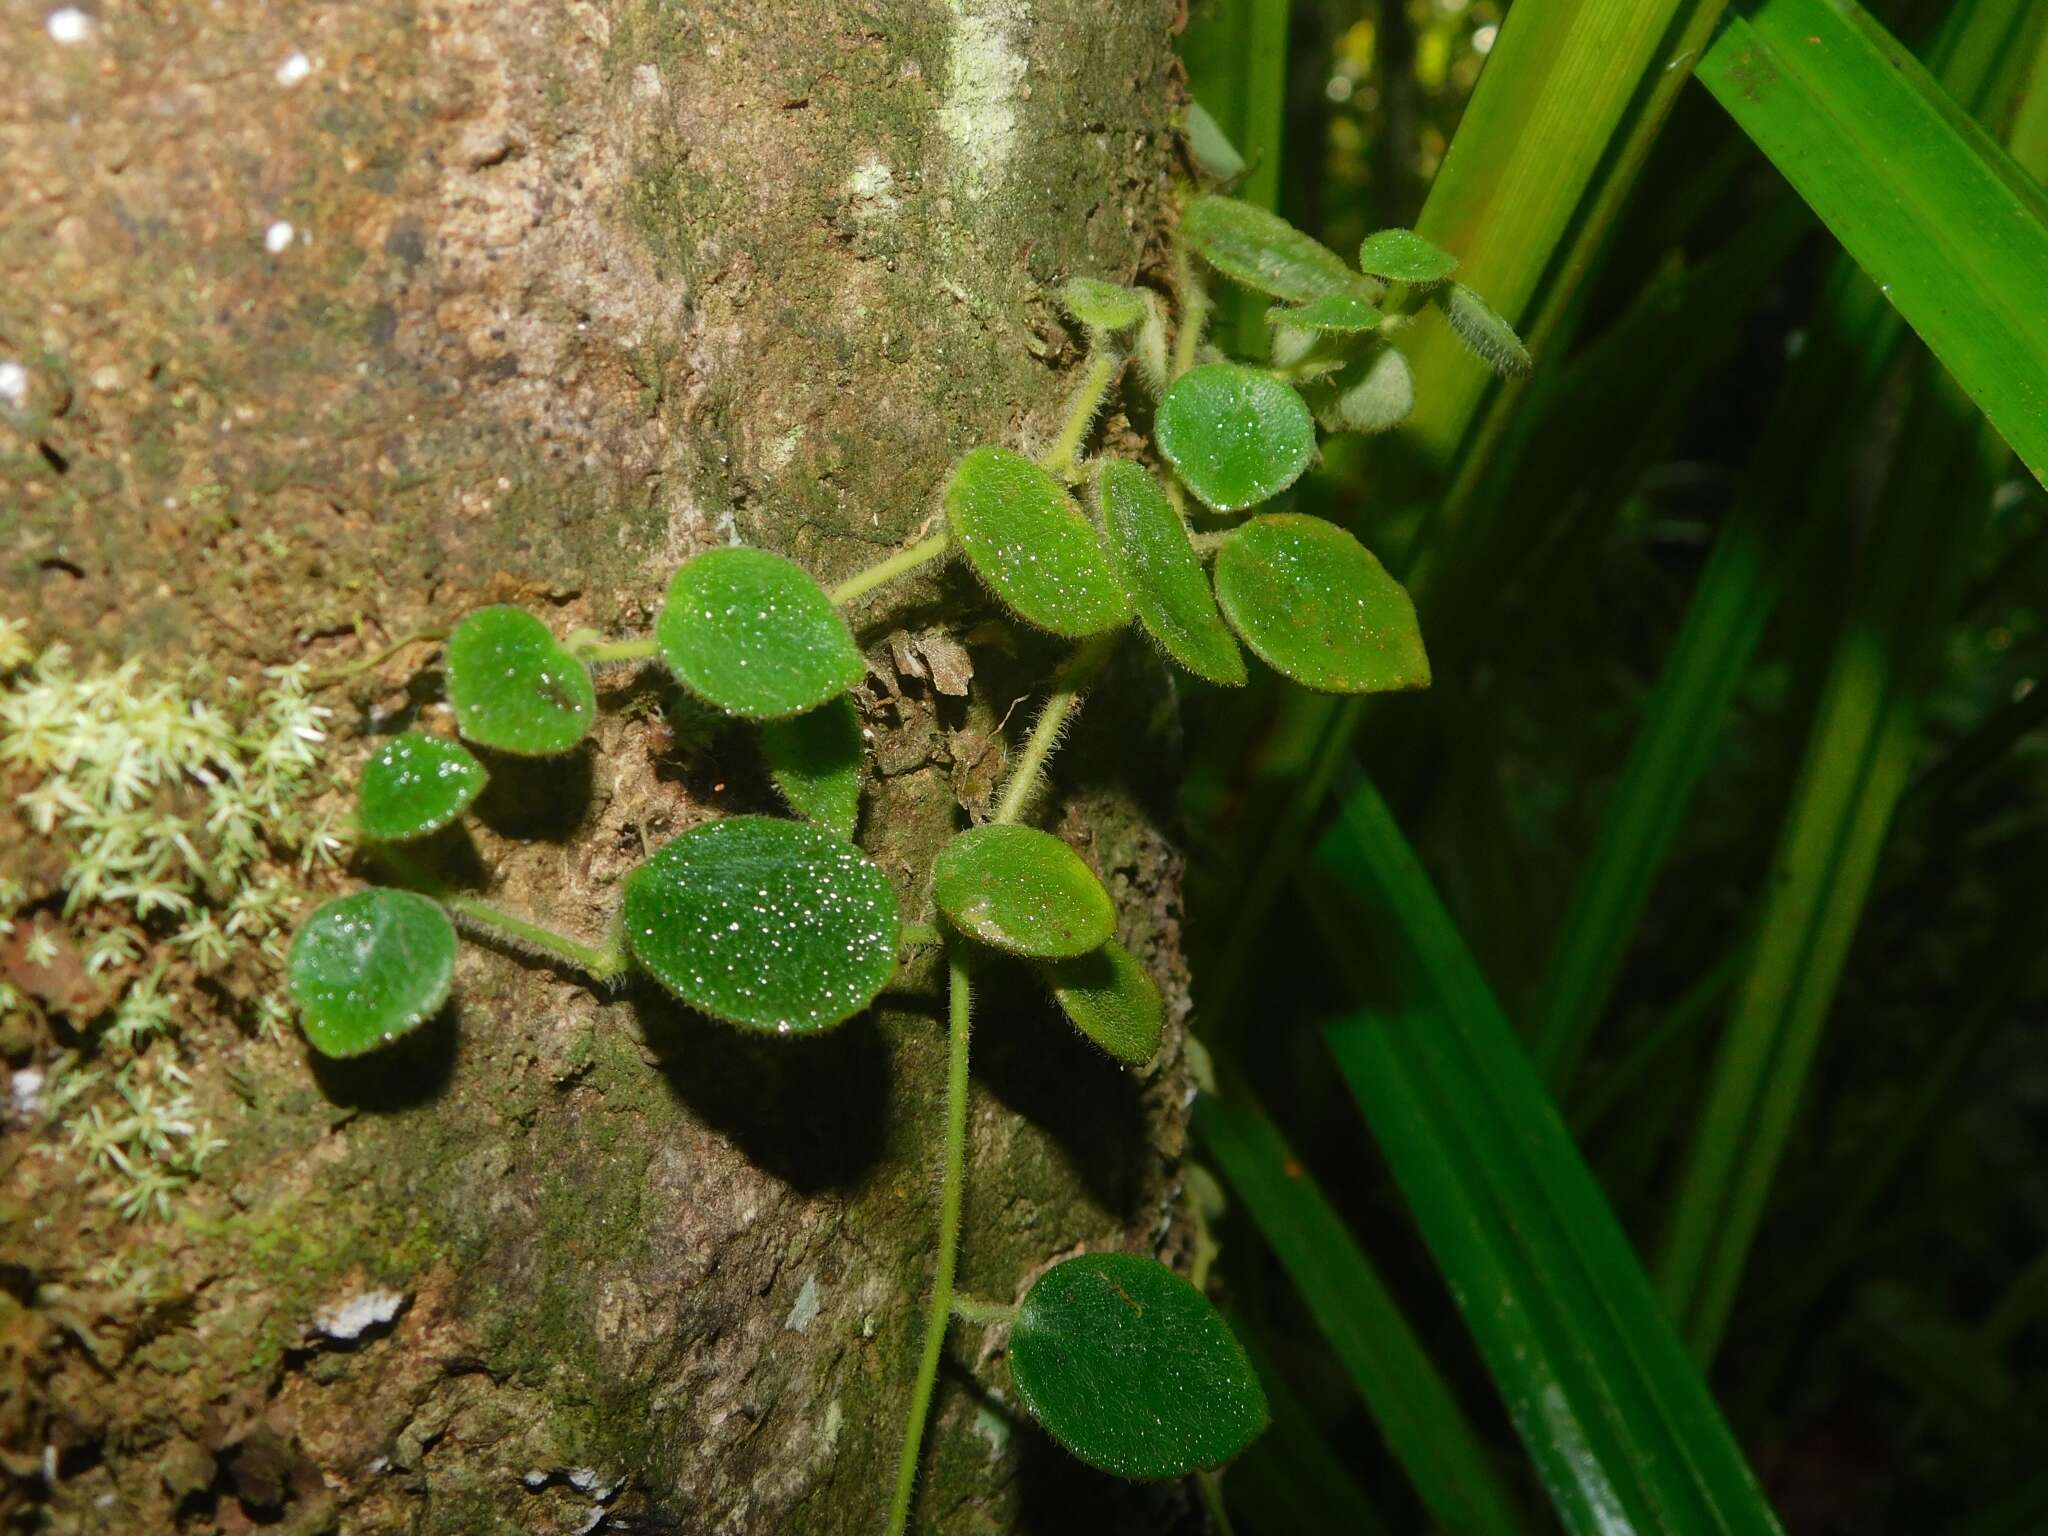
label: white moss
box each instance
[938,1,1027,201]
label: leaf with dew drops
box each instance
[1096,460,1244,686]
[287,889,457,1058]
[657,548,863,721]
[1434,281,1533,377]
[1181,194,1375,304]
[1009,1252,1269,1480]
[932,824,1114,959]
[446,607,597,758]
[1357,227,1458,285]
[1213,514,1430,695]
[1061,277,1148,333]
[760,696,863,838]
[356,733,487,842]
[622,816,899,1034]
[1265,293,1383,335]
[1039,940,1163,1066]
[1155,363,1315,514]
[943,447,1131,638]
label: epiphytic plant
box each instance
[282,175,1526,1525]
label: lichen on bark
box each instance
[0,0,1197,1530]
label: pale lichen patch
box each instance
[937,0,1027,201]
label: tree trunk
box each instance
[1,2,1197,1531]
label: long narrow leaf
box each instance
[1308,768,1785,1536]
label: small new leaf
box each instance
[623,816,899,1034]
[446,607,597,757]
[1357,228,1458,285]
[932,824,1114,959]
[1314,347,1415,436]
[943,447,1131,638]
[1265,293,1383,335]
[287,889,456,1058]
[1061,277,1148,333]
[357,733,487,842]
[1155,363,1316,513]
[1040,940,1164,1065]
[1213,514,1430,694]
[1182,99,1247,182]
[760,697,863,838]
[1435,281,1533,377]
[1097,460,1244,686]
[657,548,863,720]
[1009,1252,1269,1480]
[1181,195,1374,304]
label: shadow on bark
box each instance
[306,1006,460,1110]
[473,745,596,841]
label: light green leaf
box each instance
[356,733,487,843]
[943,446,1131,637]
[657,548,863,720]
[1183,99,1248,182]
[445,607,597,757]
[1009,1252,1269,1480]
[1434,282,1533,377]
[1315,348,1415,435]
[1181,194,1373,303]
[1213,514,1429,694]
[1062,277,1148,333]
[287,889,457,1058]
[1155,363,1316,513]
[1097,460,1245,686]
[1357,228,1458,284]
[1266,293,1384,334]
[1040,940,1163,1066]
[932,823,1114,959]
[623,816,899,1034]
[760,697,863,838]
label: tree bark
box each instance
[1,2,1198,1531]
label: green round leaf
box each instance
[760,696,864,838]
[1061,277,1147,333]
[1181,194,1371,303]
[1314,347,1415,436]
[943,446,1131,638]
[1357,227,1458,284]
[1213,514,1430,694]
[1041,941,1163,1066]
[356,733,487,842]
[1435,281,1532,377]
[446,607,597,757]
[1010,1252,1269,1480]
[657,547,863,721]
[1097,461,1244,687]
[1265,293,1383,334]
[1155,363,1315,514]
[622,816,899,1034]
[287,889,457,1058]
[932,824,1114,959]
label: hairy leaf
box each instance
[1097,460,1245,686]
[760,696,864,838]
[1182,194,1371,303]
[356,733,487,842]
[1357,228,1459,284]
[932,823,1114,959]
[288,889,456,1058]
[1062,277,1148,332]
[1434,282,1533,377]
[657,548,863,720]
[1155,363,1316,513]
[1040,940,1164,1065]
[944,446,1131,637]
[446,607,597,757]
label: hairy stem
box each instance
[1041,342,1123,481]
[573,636,659,665]
[377,849,626,983]
[949,1294,1018,1326]
[1172,242,1211,381]
[1197,1469,1240,1536]
[899,920,942,948]
[830,532,953,607]
[993,633,1118,826]
[308,628,448,689]
[888,950,974,1536]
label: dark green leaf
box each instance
[445,607,597,757]
[1434,282,1533,377]
[657,548,863,720]
[356,733,487,843]
[1062,277,1148,332]
[287,889,456,1058]
[1181,194,1372,303]
[1213,515,1429,694]
[1155,363,1315,513]
[1097,460,1245,686]
[623,816,898,1033]
[1357,228,1458,284]
[1009,1251,1268,1480]
[759,697,864,838]
[943,446,1131,637]
[1040,940,1163,1065]
[932,823,1114,959]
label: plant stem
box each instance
[1172,242,1211,381]
[1041,343,1123,481]
[574,636,659,665]
[830,532,952,607]
[949,1293,1017,1326]
[993,633,1118,826]
[887,949,973,1536]
[308,628,449,689]
[900,920,942,948]
[1197,1469,1240,1536]
[377,849,627,983]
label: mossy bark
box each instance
[2,1,1200,1532]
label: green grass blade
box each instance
[1194,1083,1529,1536]
[1223,1329,1394,1536]
[1308,768,1785,1536]
[1699,0,2048,485]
